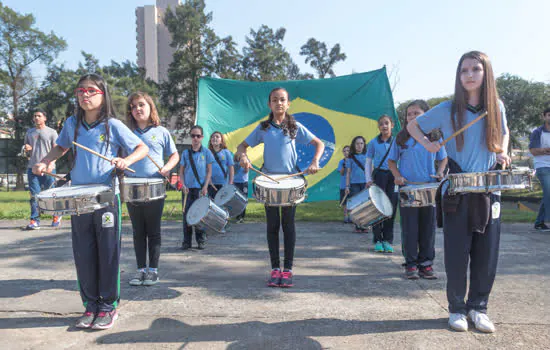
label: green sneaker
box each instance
[383,241,394,253]
[374,241,384,253]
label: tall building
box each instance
[136,0,180,83]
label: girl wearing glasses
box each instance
[125,92,179,287]
[179,125,214,250]
[33,74,148,330]
[236,87,324,288]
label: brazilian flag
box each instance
[196,67,400,201]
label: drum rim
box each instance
[123,177,165,184]
[36,185,112,198]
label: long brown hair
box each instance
[451,51,502,152]
[208,131,227,153]
[126,91,160,130]
[260,87,298,139]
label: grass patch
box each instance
[0,190,539,223]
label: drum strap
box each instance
[213,151,227,179]
[372,136,393,178]
[350,155,365,171]
[188,149,204,188]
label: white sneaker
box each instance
[468,310,496,333]
[449,313,468,332]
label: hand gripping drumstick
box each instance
[146,154,179,190]
[440,111,488,146]
[248,167,280,184]
[72,141,136,173]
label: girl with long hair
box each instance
[345,137,368,232]
[32,74,148,330]
[407,51,510,333]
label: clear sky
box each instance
[3,0,549,104]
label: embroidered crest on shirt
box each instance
[102,212,114,228]
[150,135,158,143]
[99,134,106,142]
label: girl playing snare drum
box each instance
[236,87,324,288]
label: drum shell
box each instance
[346,185,393,227]
[36,185,114,216]
[448,169,533,194]
[253,178,306,206]
[123,178,166,203]
[399,184,439,207]
[186,197,229,232]
[214,184,248,218]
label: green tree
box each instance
[162,0,234,133]
[496,73,550,148]
[242,25,302,81]
[299,38,346,79]
[0,3,66,189]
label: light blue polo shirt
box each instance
[245,121,315,174]
[348,153,368,184]
[211,149,234,185]
[389,137,447,183]
[128,126,178,178]
[234,163,249,183]
[366,135,394,170]
[56,116,142,192]
[416,100,508,172]
[180,146,214,189]
[337,158,350,189]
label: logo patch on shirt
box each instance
[102,212,115,228]
[150,135,158,142]
[491,202,500,219]
[99,134,106,142]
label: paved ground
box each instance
[0,218,548,349]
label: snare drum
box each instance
[399,183,440,207]
[447,169,534,194]
[37,184,114,216]
[253,175,307,206]
[347,185,393,227]
[122,177,166,203]
[214,184,247,218]
[186,196,229,232]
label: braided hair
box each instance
[260,87,298,139]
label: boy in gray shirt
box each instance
[24,109,59,229]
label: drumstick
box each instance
[339,192,349,207]
[42,171,65,181]
[274,171,306,181]
[248,167,280,183]
[72,141,136,173]
[182,191,188,214]
[441,111,488,146]
[146,154,178,190]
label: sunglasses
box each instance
[74,87,104,97]
[191,134,203,139]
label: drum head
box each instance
[37,185,111,199]
[369,185,393,216]
[214,184,237,205]
[124,177,164,185]
[255,175,304,189]
[186,196,212,226]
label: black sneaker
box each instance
[143,271,159,286]
[91,309,118,330]
[419,266,438,280]
[129,270,146,286]
[280,270,294,288]
[181,242,191,250]
[75,311,95,329]
[534,223,550,231]
[197,242,205,250]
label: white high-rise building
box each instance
[136,0,180,83]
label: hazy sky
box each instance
[4,0,549,104]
